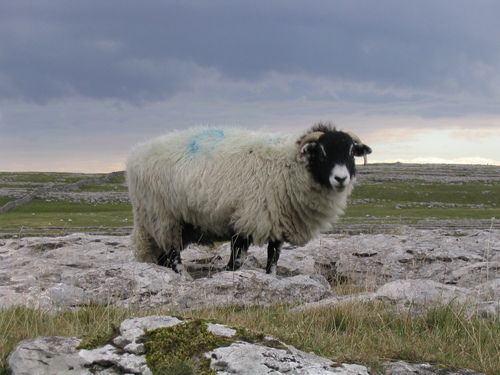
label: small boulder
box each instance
[6,315,370,375]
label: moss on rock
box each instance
[232,326,290,353]
[143,318,291,375]
[76,325,120,350]
[144,319,227,375]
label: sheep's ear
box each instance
[353,143,372,165]
[353,143,372,157]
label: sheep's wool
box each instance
[126,127,353,258]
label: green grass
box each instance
[1,300,499,374]
[2,171,499,235]
[0,172,107,185]
[1,169,500,373]
[1,172,130,235]
[0,197,16,207]
[352,181,499,205]
[344,181,500,224]
[0,304,132,374]
[1,199,132,234]
[347,203,499,220]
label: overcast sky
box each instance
[1,0,500,172]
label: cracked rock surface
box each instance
[7,316,370,375]
[1,228,498,313]
[2,227,497,374]
[7,315,487,375]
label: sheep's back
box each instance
[126,127,298,238]
[126,126,350,246]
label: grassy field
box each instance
[0,171,131,236]
[2,200,132,234]
[1,165,499,236]
[347,181,499,222]
[1,292,499,374]
[1,166,499,374]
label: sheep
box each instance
[126,122,371,278]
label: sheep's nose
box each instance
[335,176,347,185]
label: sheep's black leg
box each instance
[158,249,192,279]
[225,235,251,271]
[157,251,170,267]
[266,240,283,275]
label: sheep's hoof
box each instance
[266,265,277,276]
[180,273,193,281]
[174,264,193,280]
[178,270,193,281]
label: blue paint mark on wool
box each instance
[188,139,200,154]
[188,128,226,155]
[266,136,284,143]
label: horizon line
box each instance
[2,159,500,174]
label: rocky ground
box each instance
[1,228,499,312]
[2,227,499,374]
[1,164,499,374]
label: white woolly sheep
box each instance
[126,122,371,278]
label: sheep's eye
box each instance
[349,145,355,156]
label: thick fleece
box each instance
[126,127,353,263]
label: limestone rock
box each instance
[375,279,475,305]
[1,229,499,314]
[292,278,500,312]
[6,336,86,375]
[208,341,368,375]
[0,235,332,310]
[3,228,499,374]
[273,229,500,287]
[113,315,182,354]
[169,270,333,311]
[383,360,486,375]
[6,315,370,375]
[79,344,151,375]
[147,227,500,289]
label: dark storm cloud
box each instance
[1,0,499,104]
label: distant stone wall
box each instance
[0,171,125,214]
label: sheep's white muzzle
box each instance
[330,164,351,191]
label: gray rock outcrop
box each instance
[6,315,486,375]
[1,227,498,311]
[0,234,333,311]
[383,361,486,375]
[2,227,498,374]
[7,336,85,375]
[292,278,500,317]
[7,315,370,375]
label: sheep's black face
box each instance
[302,131,372,191]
